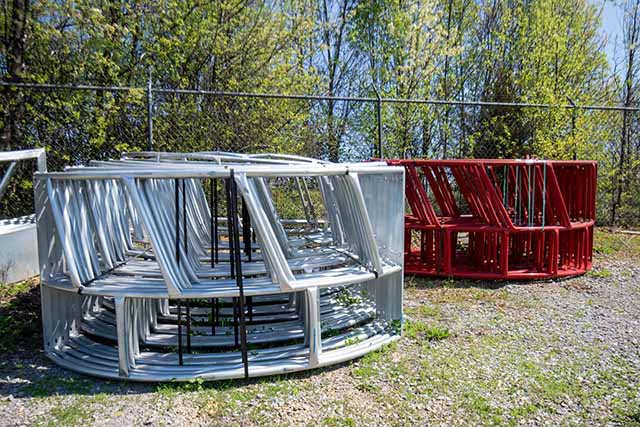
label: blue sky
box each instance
[600,0,623,67]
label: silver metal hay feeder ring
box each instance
[36,153,405,381]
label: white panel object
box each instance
[0,148,46,283]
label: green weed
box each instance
[404,319,450,340]
[323,416,356,427]
[587,268,612,279]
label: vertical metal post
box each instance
[209,180,217,336]
[175,179,180,265]
[233,297,239,348]
[211,298,216,336]
[241,196,253,320]
[186,299,191,353]
[571,111,577,160]
[147,72,153,151]
[115,297,131,377]
[214,179,219,264]
[376,94,383,159]
[214,179,216,269]
[181,179,191,354]
[182,179,187,256]
[230,169,250,379]
[242,197,251,261]
[226,179,235,279]
[174,177,183,365]
[177,300,183,366]
[305,287,322,368]
[215,298,219,331]
[567,96,577,160]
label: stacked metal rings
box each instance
[36,152,404,381]
[388,159,596,279]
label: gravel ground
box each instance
[0,231,639,427]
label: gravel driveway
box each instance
[0,230,638,427]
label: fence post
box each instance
[147,72,153,151]
[376,93,383,159]
[571,112,576,160]
[567,96,577,160]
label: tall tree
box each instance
[612,0,640,225]
[1,0,30,149]
[353,0,448,157]
[312,0,360,161]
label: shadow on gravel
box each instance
[405,275,568,290]
[0,351,350,400]
[0,279,353,400]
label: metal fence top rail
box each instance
[2,80,639,112]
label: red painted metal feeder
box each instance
[386,159,597,280]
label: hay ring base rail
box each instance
[36,152,405,381]
[386,159,596,280]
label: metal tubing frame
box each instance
[37,151,404,382]
[390,158,596,279]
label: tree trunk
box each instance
[1,0,30,150]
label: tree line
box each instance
[1,0,639,226]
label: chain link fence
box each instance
[0,81,638,228]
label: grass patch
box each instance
[351,362,377,381]
[351,342,397,381]
[405,304,441,319]
[594,229,640,258]
[184,374,311,419]
[404,319,450,340]
[422,286,509,306]
[156,377,207,397]
[587,267,612,279]
[39,394,109,427]
[621,409,640,426]
[323,416,356,427]
[46,403,91,427]
[355,381,380,393]
[0,277,41,352]
[519,359,583,402]
[459,390,504,425]
[508,403,540,425]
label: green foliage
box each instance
[0,0,636,225]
